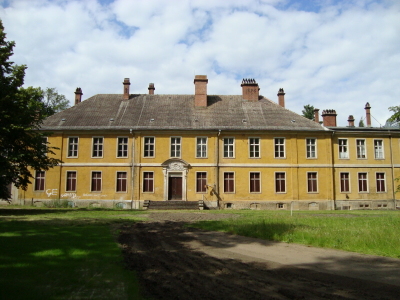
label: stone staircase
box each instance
[144,200,203,210]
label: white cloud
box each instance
[1,0,399,126]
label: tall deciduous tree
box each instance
[0,20,61,199]
[302,104,315,120]
[42,87,70,116]
[387,105,400,126]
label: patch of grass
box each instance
[0,208,147,300]
[192,210,400,258]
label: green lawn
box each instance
[192,210,400,258]
[0,208,147,300]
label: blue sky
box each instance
[1,0,399,126]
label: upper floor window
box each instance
[92,137,103,158]
[196,137,207,158]
[196,172,207,193]
[144,137,155,157]
[34,171,45,191]
[306,138,316,158]
[356,139,366,159]
[68,137,79,157]
[307,172,318,193]
[374,140,384,159]
[117,137,128,158]
[340,172,350,193]
[116,172,127,192]
[376,173,386,193]
[66,171,77,192]
[170,137,181,158]
[249,172,261,193]
[249,138,260,158]
[274,138,285,158]
[358,172,368,193]
[338,139,348,159]
[223,138,235,158]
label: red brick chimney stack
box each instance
[241,78,260,102]
[347,115,355,127]
[321,109,337,127]
[148,83,155,95]
[314,108,320,123]
[365,102,371,127]
[123,78,130,100]
[277,88,285,107]
[194,75,208,107]
[74,87,83,105]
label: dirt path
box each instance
[119,212,400,299]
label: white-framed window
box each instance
[144,137,155,158]
[223,172,235,193]
[307,172,318,193]
[66,171,77,192]
[116,172,127,192]
[249,172,261,193]
[42,136,48,156]
[196,172,207,193]
[34,171,45,191]
[67,137,79,158]
[143,172,154,193]
[249,138,260,158]
[306,138,317,159]
[338,139,348,159]
[356,139,366,159]
[196,137,207,158]
[91,171,102,192]
[117,137,128,158]
[358,172,368,193]
[275,172,286,193]
[340,172,350,193]
[374,140,384,159]
[376,172,386,193]
[170,137,181,158]
[92,137,104,158]
[223,138,235,158]
[274,138,285,158]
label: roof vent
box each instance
[242,119,247,123]
[109,118,114,121]
[150,118,155,122]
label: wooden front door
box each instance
[168,176,182,200]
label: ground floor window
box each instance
[307,172,318,193]
[275,172,286,193]
[66,171,77,191]
[249,172,260,193]
[224,172,235,193]
[196,172,207,193]
[143,172,154,192]
[340,172,349,193]
[34,171,45,191]
[376,173,386,192]
[91,172,102,192]
[358,173,368,192]
[116,172,127,192]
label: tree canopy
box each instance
[302,104,315,120]
[387,105,400,126]
[0,20,61,199]
[42,87,70,116]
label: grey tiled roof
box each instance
[41,94,325,132]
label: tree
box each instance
[387,105,400,126]
[302,104,315,120]
[359,119,365,127]
[0,21,61,199]
[42,87,70,116]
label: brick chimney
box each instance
[148,83,155,95]
[74,87,82,105]
[123,78,130,100]
[347,115,355,127]
[365,102,371,127]
[314,108,320,123]
[321,109,337,127]
[241,78,259,102]
[277,88,285,107]
[194,75,208,107]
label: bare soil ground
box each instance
[118,212,400,299]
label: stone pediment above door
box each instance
[161,158,190,171]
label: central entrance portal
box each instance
[168,174,182,200]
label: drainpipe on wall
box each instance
[330,131,336,210]
[57,133,64,201]
[130,129,135,209]
[216,129,221,209]
[389,132,396,210]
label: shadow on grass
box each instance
[0,219,141,300]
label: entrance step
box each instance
[144,200,201,210]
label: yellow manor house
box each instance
[13,76,400,210]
